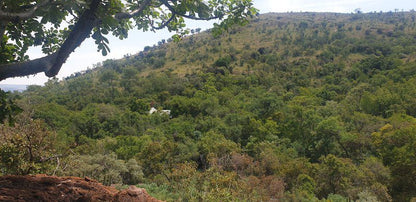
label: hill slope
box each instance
[2,12,416,201]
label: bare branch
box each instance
[114,0,152,20]
[159,0,219,21]
[150,13,176,30]
[52,156,60,176]
[0,0,51,22]
[40,154,63,162]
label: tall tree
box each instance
[0,0,257,80]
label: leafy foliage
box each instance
[0,89,22,125]
[0,113,57,175]
[62,153,144,186]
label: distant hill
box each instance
[61,12,416,81]
[0,84,27,92]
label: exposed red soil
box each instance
[0,174,161,202]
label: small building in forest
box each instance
[149,107,171,116]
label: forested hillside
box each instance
[2,12,416,201]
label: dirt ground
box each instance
[0,174,161,202]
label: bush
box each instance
[62,153,143,185]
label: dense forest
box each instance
[1,11,416,201]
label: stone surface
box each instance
[0,175,161,202]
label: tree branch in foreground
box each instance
[114,0,152,20]
[45,0,101,77]
[0,0,52,21]
[159,0,219,21]
[0,0,101,80]
[0,53,57,80]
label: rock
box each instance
[0,175,161,202]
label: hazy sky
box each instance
[1,0,415,85]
